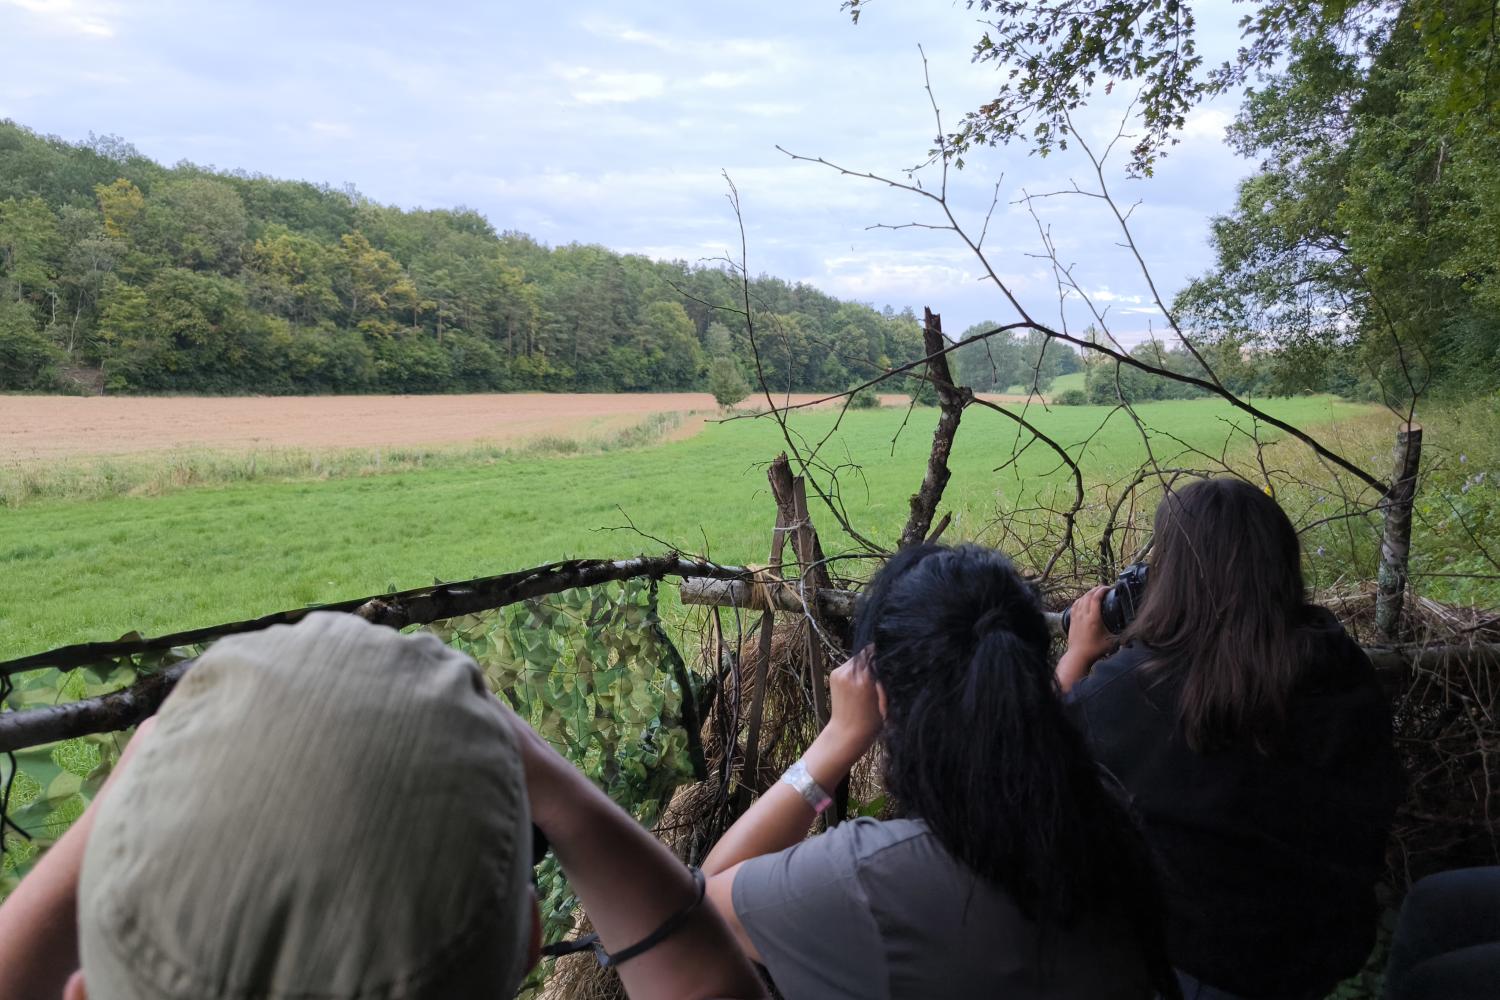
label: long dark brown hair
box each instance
[1123,477,1309,752]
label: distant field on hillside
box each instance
[1046,372,1087,395]
[0,394,1371,659]
[996,371,1086,397]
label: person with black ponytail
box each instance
[701,543,1180,999]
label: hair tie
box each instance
[971,606,1009,640]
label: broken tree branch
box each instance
[899,308,971,548]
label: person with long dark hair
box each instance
[701,543,1180,999]
[1059,477,1402,1000]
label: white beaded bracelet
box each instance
[781,759,833,814]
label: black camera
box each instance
[1061,562,1149,637]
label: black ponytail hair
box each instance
[854,543,1179,997]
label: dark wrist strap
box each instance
[540,866,707,969]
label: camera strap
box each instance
[540,866,707,968]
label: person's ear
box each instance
[64,970,87,1000]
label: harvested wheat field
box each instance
[0,392,912,462]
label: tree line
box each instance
[0,120,927,396]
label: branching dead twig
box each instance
[899,308,971,548]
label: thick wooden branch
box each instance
[0,554,757,754]
[899,308,972,549]
[1365,640,1500,679]
[0,660,194,754]
[680,578,856,618]
[2,554,754,677]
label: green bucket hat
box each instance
[78,611,534,999]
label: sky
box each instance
[0,0,1260,345]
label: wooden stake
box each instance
[737,457,792,809]
[1377,425,1423,639]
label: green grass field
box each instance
[1046,371,1087,395]
[0,396,1370,660]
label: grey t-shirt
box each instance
[732,817,1152,1000]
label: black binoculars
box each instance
[1061,562,1149,637]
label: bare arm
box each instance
[701,727,867,879]
[700,651,884,961]
[0,719,155,1000]
[1056,586,1114,694]
[0,801,93,1000]
[508,708,767,1000]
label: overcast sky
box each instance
[0,0,1258,344]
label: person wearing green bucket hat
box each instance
[0,612,764,1000]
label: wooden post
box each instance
[736,457,792,809]
[766,454,847,822]
[1376,425,1423,639]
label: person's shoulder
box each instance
[814,817,970,882]
[1295,604,1380,687]
[738,817,931,886]
[1068,643,1155,704]
[821,816,933,859]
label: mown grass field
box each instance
[0,394,1374,661]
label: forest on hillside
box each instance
[0,121,946,396]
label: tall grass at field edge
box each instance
[0,411,688,508]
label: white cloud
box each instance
[817,256,977,299]
[577,16,678,51]
[698,71,751,89]
[1180,108,1233,141]
[3,0,115,37]
[1090,288,1144,304]
[734,101,802,118]
[307,120,354,139]
[553,67,668,104]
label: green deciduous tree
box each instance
[334,231,417,327]
[708,356,751,407]
[0,295,60,389]
[0,196,58,304]
[138,177,249,273]
[94,178,144,240]
[1176,15,1500,402]
[97,269,271,392]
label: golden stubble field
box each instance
[1,391,927,462]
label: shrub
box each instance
[708,357,750,408]
[906,377,939,406]
[1052,388,1089,405]
[850,385,880,409]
